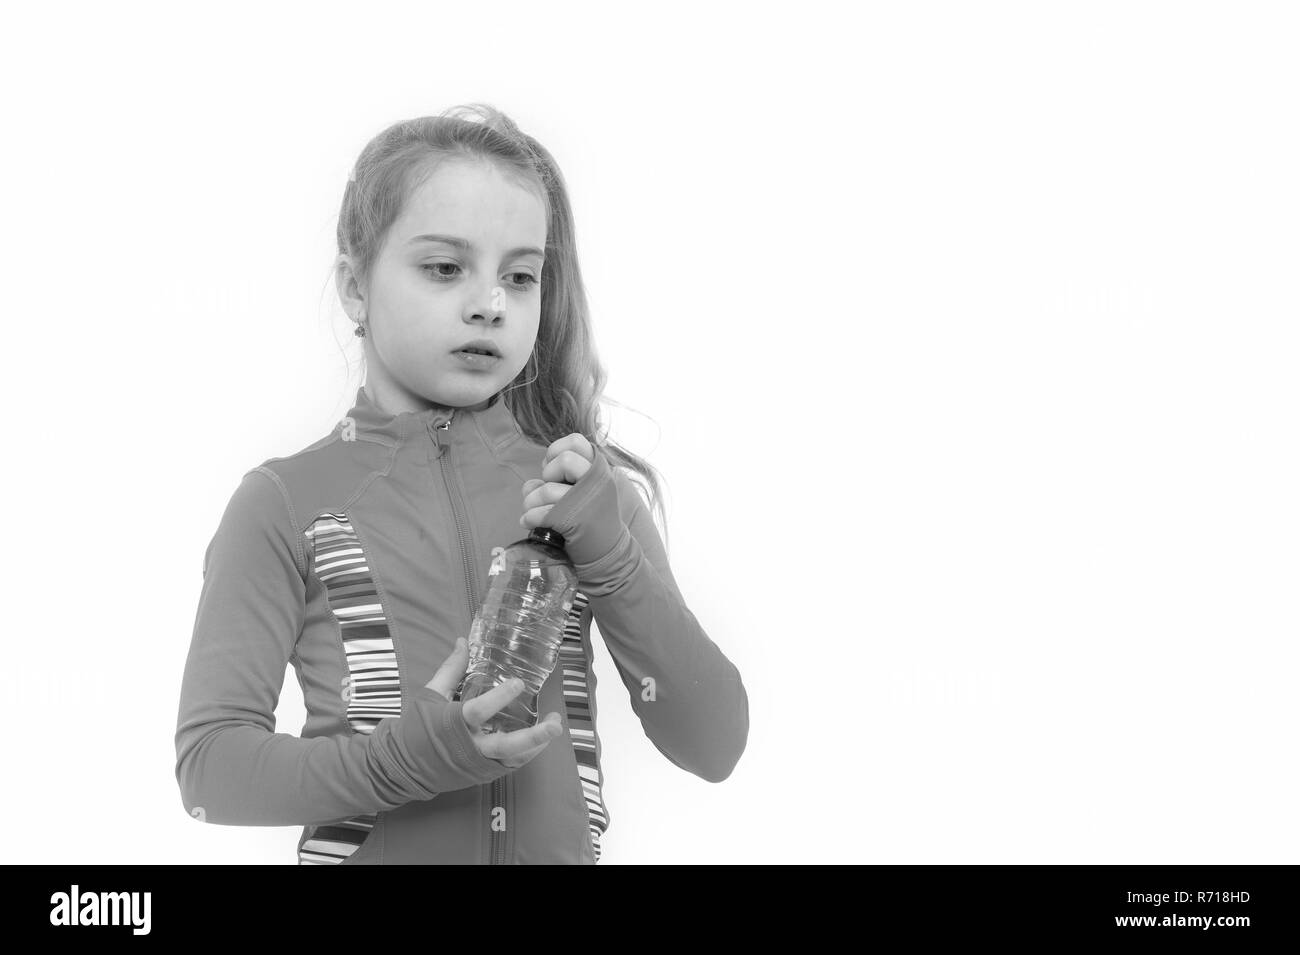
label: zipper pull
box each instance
[430,413,453,458]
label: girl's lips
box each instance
[453,350,501,369]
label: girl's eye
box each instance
[420,264,536,289]
[420,262,461,280]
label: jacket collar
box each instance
[343,383,522,451]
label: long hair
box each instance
[335,103,669,544]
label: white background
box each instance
[3,1,1296,864]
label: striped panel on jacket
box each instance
[559,590,611,862]
[297,511,398,865]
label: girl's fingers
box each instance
[521,481,567,510]
[479,713,565,765]
[460,677,526,730]
[519,503,553,528]
[494,738,549,769]
[541,449,591,484]
[543,433,593,470]
[424,637,469,700]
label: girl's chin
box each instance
[424,380,500,410]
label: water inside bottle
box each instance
[459,543,578,735]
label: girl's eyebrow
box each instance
[408,233,544,260]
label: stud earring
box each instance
[354,314,367,338]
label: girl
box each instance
[174,104,749,864]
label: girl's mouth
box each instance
[453,350,501,369]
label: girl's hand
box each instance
[519,433,594,528]
[517,432,633,569]
[426,637,564,770]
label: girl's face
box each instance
[344,158,548,412]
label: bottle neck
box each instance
[528,527,567,550]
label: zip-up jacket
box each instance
[174,384,749,863]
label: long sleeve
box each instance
[546,454,749,783]
[174,468,511,827]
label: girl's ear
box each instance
[335,253,365,317]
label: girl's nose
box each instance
[466,285,506,323]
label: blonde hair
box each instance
[336,103,669,544]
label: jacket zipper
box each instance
[431,413,507,866]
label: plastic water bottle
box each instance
[457,527,580,735]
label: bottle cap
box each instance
[528,527,566,549]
